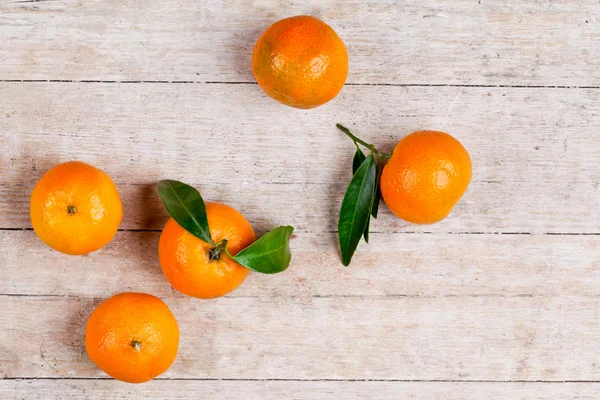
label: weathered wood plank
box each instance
[6,180,594,234]
[1,0,599,86]
[1,83,598,233]
[1,231,598,298]
[1,295,599,380]
[2,1,600,390]
[2,380,600,400]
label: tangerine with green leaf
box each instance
[336,124,471,266]
[157,180,294,299]
[159,202,256,299]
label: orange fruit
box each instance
[380,131,472,224]
[85,292,180,383]
[30,161,122,255]
[159,202,256,299]
[252,15,348,109]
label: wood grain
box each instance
[1,295,600,380]
[1,231,598,298]
[2,0,600,395]
[2,380,600,400]
[1,0,599,86]
[1,83,599,233]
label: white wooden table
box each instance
[1,1,599,398]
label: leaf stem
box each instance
[336,124,392,160]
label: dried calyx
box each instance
[131,340,141,352]
[209,239,229,262]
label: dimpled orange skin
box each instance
[252,15,348,109]
[85,292,180,384]
[159,203,256,299]
[380,131,472,224]
[30,161,122,255]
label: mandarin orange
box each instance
[380,131,472,224]
[30,161,122,255]
[159,202,256,299]
[85,292,179,383]
[252,15,348,109]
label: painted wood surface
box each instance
[5,380,600,400]
[2,380,600,400]
[1,0,599,86]
[1,0,599,398]
[1,231,599,298]
[2,295,600,381]
[1,83,599,233]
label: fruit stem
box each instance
[336,124,391,160]
[67,205,77,215]
[209,239,228,262]
[131,340,141,352]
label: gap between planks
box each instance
[4,377,600,383]
[0,228,598,235]
[0,294,597,300]
[1,80,600,90]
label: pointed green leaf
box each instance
[354,150,381,242]
[352,148,366,174]
[363,211,371,243]
[363,161,384,242]
[362,160,383,243]
[158,180,213,245]
[233,226,294,274]
[371,162,384,218]
[360,154,380,243]
[338,155,377,266]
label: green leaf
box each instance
[363,161,384,243]
[371,162,384,218]
[363,161,385,242]
[157,180,214,245]
[363,210,371,243]
[233,226,294,274]
[352,148,366,174]
[354,150,381,242]
[338,154,377,266]
[353,148,375,243]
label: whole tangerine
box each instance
[252,15,348,109]
[30,161,122,255]
[159,202,256,299]
[85,292,180,383]
[380,131,472,224]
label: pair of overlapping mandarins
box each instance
[28,16,471,383]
